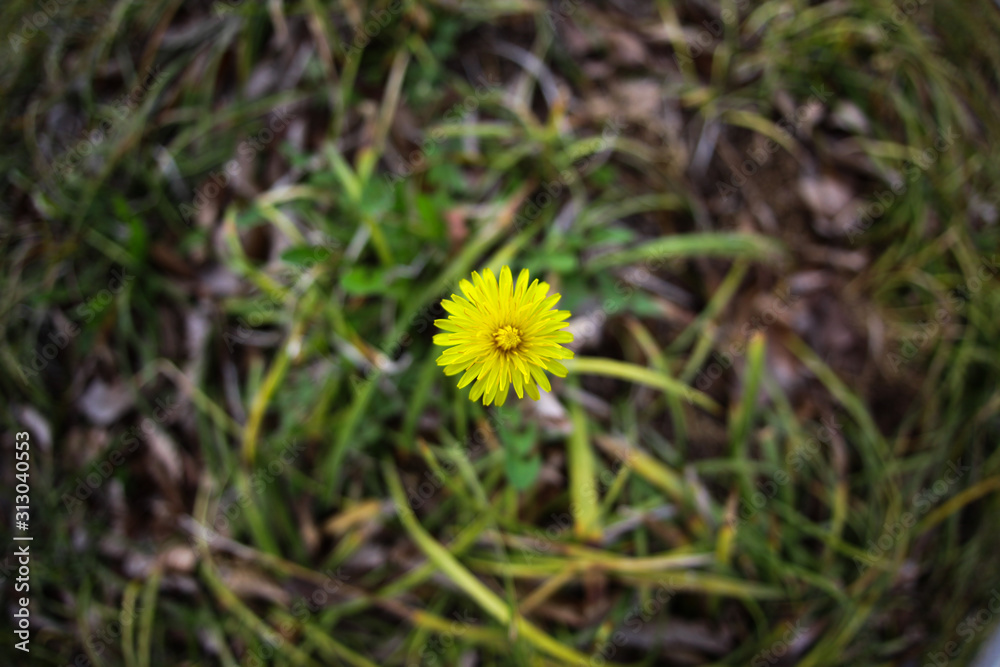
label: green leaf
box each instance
[113,196,149,263]
[415,193,446,240]
[588,163,617,187]
[590,226,636,245]
[586,233,787,271]
[280,245,331,267]
[341,266,390,295]
[506,451,541,491]
[543,251,578,273]
[360,179,393,218]
[629,292,661,317]
[235,205,264,229]
[427,163,464,191]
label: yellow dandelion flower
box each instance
[433,266,574,407]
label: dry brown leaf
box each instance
[607,30,647,67]
[77,379,135,426]
[799,176,853,218]
[218,566,290,606]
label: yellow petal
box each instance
[543,360,568,377]
[500,265,513,296]
[469,375,488,402]
[529,364,552,393]
[515,268,530,301]
[485,378,500,406]
[460,278,480,304]
[434,319,462,332]
[525,381,540,401]
[457,363,483,388]
[444,362,467,376]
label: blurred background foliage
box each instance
[1,0,1000,664]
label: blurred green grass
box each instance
[1,0,1000,665]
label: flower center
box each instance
[493,325,523,352]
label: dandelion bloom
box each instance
[434,266,574,406]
